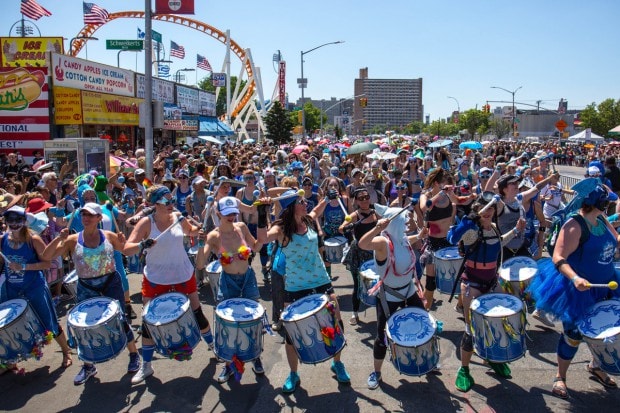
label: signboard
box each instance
[152,30,162,44]
[81,91,142,125]
[198,90,216,116]
[155,0,194,14]
[1,37,63,67]
[176,85,199,114]
[106,40,143,50]
[0,67,50,161]
[278,61,286,105]
[211,73,226,87]
[50,52,135,97]
[163,119,199,131]
[53,86,82,125]
[555,119,568,131]
[136,74,175,103]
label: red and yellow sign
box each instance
[53,86,82,125]
[1,37,63,67]
[82,91,142,125]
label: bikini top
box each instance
[427,193,453,221]
[218,226,253,265]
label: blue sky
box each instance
[4,0,619,119]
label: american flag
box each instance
[170,41,185,59]
[83,2,109,25]
[197,54,212,71]
[20,0,52,20]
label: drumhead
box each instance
[144,292,190,325]
[63,270,78,284]
[578,299,620,339]
[206,260,221,273]
[471,293,523,317]
[499,257,538,282]
[215,298,264,322]
[68,297,119,327]
[433,246,462,260]
[324,236,347,247]
[0,299,28,328]
[281,294,327,322]
[386,307,436,346]
[187,245,200,256]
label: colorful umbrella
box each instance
[292,145,309,154]
[110,155,137,171]
[346,141,379,155]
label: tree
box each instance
[423,119,459,137]
[197,75,247,117]
[403,121,425,134]
[458,109,490,139]
[489,118,511,139]
[579,99,620,137]
[302,102,323,134]
[264,101,294,145]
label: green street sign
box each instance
[152,30,162,44]
[106,40,144,50]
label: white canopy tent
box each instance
[567,129,605,143]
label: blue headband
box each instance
[149,187,171,204]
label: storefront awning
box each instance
[198,116,234,136]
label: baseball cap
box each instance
[330,166,339,176]
[3,205,26,217]
[135,168,145,176]
[218,196,239,216]
[588,166,601,176]
[479,167,493,175]
[192,176,207,186]
[351,168,363,178]
[497,174,522,189]
[81,202,102,215]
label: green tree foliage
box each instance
[197,75,247,117]
[303,102,323,134]
[423,119,460,137]
[458,109,490,139]
[403,121,425,134]
[264,101,294,145]
[489,118,511,139]
[579,99,620,137]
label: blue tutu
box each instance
[527,258,620,324]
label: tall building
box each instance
[353,67,423,135]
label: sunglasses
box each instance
[480,174,491,179]
[5,217,26,224]
[356,195,370,201]
[156,197,177,206]
[303,182,312,187]
[396,185,408,190]
[179,176,188,180]
[242,176,255,181]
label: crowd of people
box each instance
[1,135,620,399]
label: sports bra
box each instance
[218,226,253,265]
[427,193,453,221]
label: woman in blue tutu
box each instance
[528,183,620,398]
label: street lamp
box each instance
[68,36,98,59]
[491,85,522,137]
[447,96,460,113]
[175,68,195,84]
[117,49,141,67]
[299,40,344,138]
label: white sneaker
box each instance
[532,309,555,327]
[131,362,154,384]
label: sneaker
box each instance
[488,362,511,378]
[131,362,154,384]
[252,358,265,375]
[74,364,97,385]
[127,352,141,373]
[271,321,282,331]
[217,365,233,383]
[349,314,359,326]
[532,309,555,327]
[367,371,382,389]
[455,366,474,392]
[330,360,351,383]
[454,305,464,314]
[282,371,300,393]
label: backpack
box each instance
[545,213,589,256]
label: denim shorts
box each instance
[217,267,259,302]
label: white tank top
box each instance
[144,214,193,285]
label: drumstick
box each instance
[479,195,501,215]
[586,281,618,290]
[336,197,352,222]
[182,211,202,227]
[65,200,81,232]
[105,202,120,233]
[0,251,12,264]
[386,198,417,223]
[253,189,304,206]
[153,215,185,242]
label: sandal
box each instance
[552,376,569,399]
[62,352,73,368]
[586,365,617,388]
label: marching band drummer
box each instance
[123,185,212,385]
[262,190,352,393]
[41,203,141,386]
[357,202,428,390]
[0,206,73,373]
[195,196,268,383]
[527,183,620,399]
[446,193,525,392]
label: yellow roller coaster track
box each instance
[70,11,255,118]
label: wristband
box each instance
[22,263,26,271]
[570,275,579,284]
[554,259,568,271]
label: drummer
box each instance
[195,196,267,383]
[41,202,140,385]
[1,205,73,373]
[123,185,211,385]
[446,193,525,392]
[357,203,428,389]
[263,190,351,393]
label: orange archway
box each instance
[70,11,255,118]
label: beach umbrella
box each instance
[292,145,309,154]
[459,141,483,150]
[346,141,379,155]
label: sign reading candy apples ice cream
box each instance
[50,52,135,97]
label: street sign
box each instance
[212,73,226,87]
[152,30,162,44]
[555,119,568,131]
[106,40,144,50]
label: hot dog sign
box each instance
[0,68,45,111]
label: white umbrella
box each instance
[367,151,397,160]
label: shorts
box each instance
[141,275,197,299]
[217,267,260,302]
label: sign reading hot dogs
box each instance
[50,52,135,97]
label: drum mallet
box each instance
[0,251,13,264]
[253,189,305,206]
[182,211,203,227]
[478,195,501,215]
[153,215,186,242]
[105,202,120,233]
[586,281,619,290]
[336,197,352,223]
[516,193,525,219]
[386,198,418,223]
[127,206,155,226]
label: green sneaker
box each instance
[455,366,474,392]
[282,371,300,393]
[488,362,511,378]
